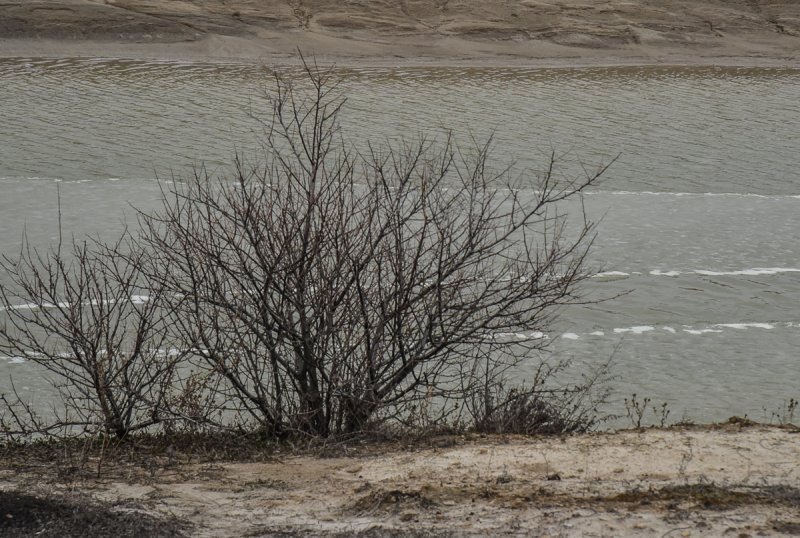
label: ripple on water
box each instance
[0,58,799,424]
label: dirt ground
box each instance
[0,489,187,537]
[2,422,799,537]
[2,0,800,66]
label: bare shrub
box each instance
[623,393,671,429]
[466,355,612,435]
[0,231,182,439]
[0,383,57,442]
[139,59,612,439]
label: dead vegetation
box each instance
[606,484,800,511]
[350,489,438,516]
[346,481,800,515]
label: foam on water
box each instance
[683,328,724,335]
[643,268,800,278]
[715,322,775,330]
[0,175,64,182]
[490,331,547,341]
[614,326,655,335]
[695,268,800,276]
[650,270,682,277]
[0,302,68,312]
[598,190,800,200]
[592,271,630,281]
[2,296,151,311]
[582,268,800,280]
[486,320,796,342]
[0,175,162,184]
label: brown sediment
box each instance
[0,0,799,67]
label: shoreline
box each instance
[3,36,800,69]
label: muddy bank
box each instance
[2,0,800,66]
[2,422,799,536]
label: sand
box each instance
[1,0,800,67]
[2,423,799,536]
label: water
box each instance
[1,58,799,425]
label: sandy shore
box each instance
[2,0,800,67]
[2,422,799,536]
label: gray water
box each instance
[1,58,799,425]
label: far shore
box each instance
[2,0,800,69]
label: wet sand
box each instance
[2,0,800,67]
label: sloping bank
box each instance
[2,421,799,537]
[1,0,800,66]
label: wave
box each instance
[546,321,793,342]
[592,271,632,281]
[0,175,65,182]
[3,174,799,198]
[714,322,775,330]
[589,268,800,280]
[613,326,655,335]
[683,328,724,335]
[3,321,795,364]
[491,331,547,341]
[1,296,150,312]
[490,320,794,343]
[0,176,160,183]
[652,268,800,277]
[588,190,800,200]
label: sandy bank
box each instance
[2,0,800,67]
[2,422,799,536]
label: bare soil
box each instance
[1,0,800,66]
[2,422,800,536]
[0,490,187,537]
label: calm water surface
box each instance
[1,58,799,425]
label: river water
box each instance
[1,58,799,425]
